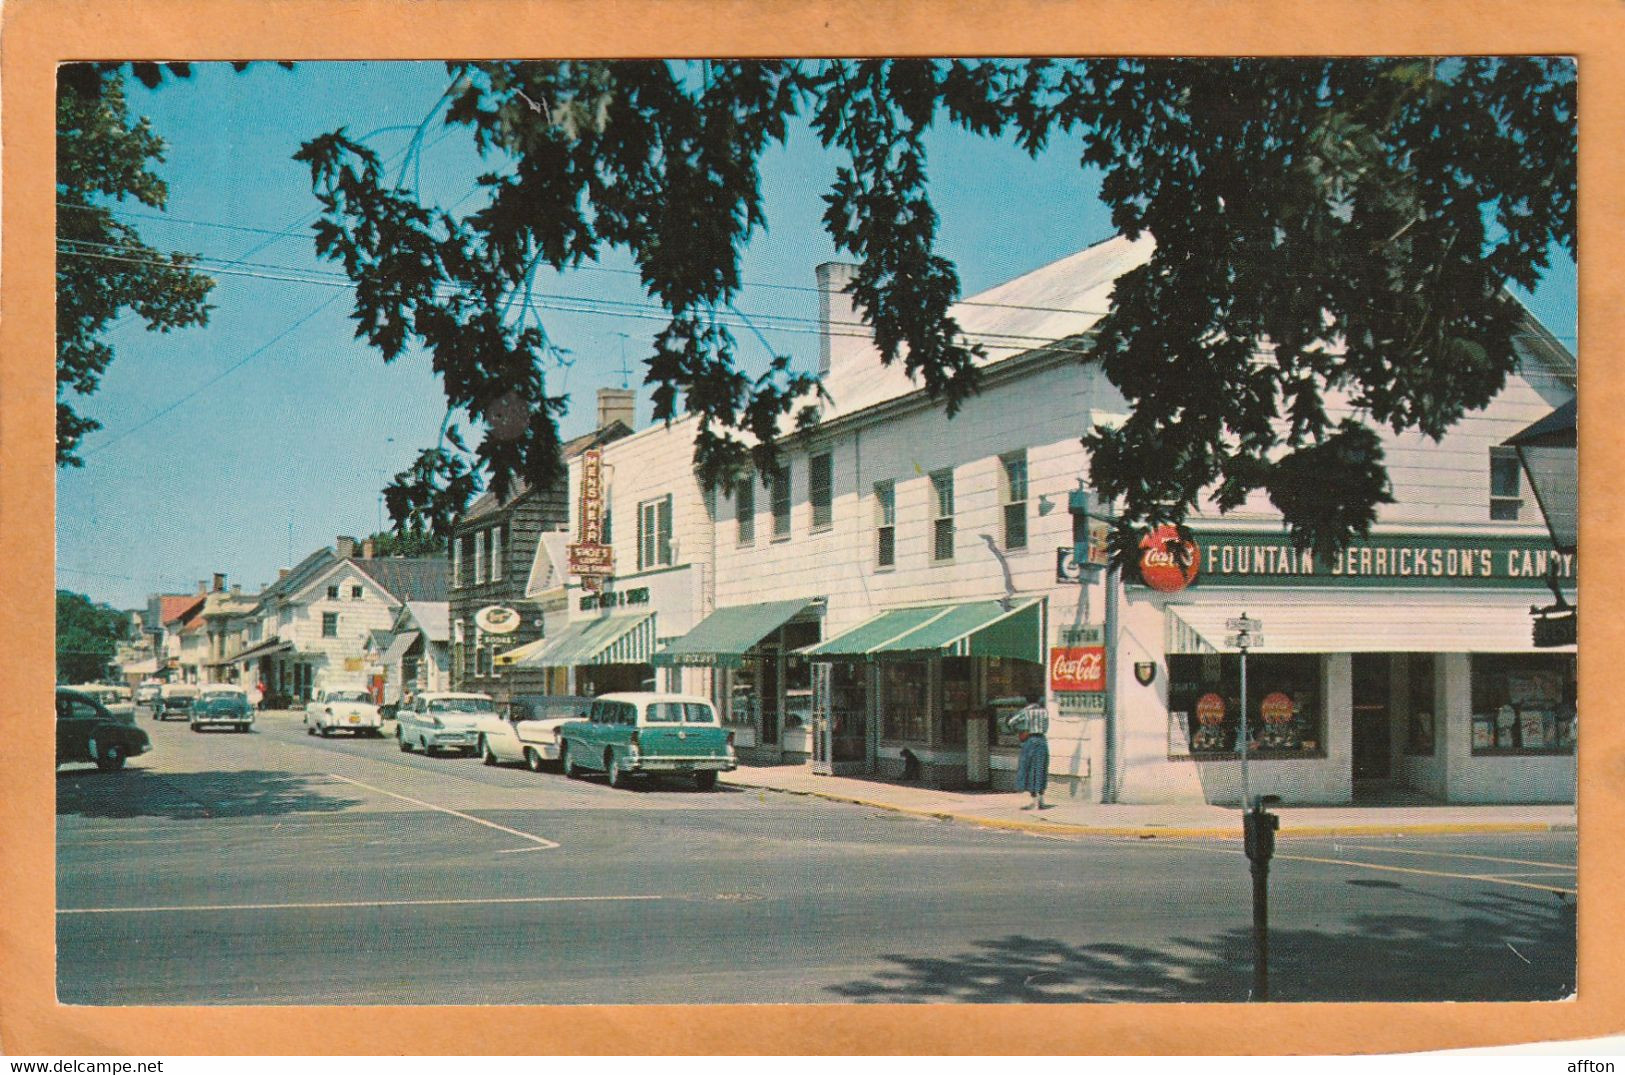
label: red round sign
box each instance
[1139,525,1200,593]
[1196,692,1226,726]
[1260,692,1295,725]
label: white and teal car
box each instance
[475,695,594,772]
[557,692,736,790]
[396,691,497,756]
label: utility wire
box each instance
[81,290,349,459]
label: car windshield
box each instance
[329,691,369,702]
[428,697,490,714]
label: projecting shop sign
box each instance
[1052,625,1106,714]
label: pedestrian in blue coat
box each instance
[1007,701,1051,810]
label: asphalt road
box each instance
[57,709,1577,1005]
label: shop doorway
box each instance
[1351,654,1391,781]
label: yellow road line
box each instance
[60,894,660,915]
[325,772,560,849]
[1333,843,1576,871]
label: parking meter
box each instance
[1244,795,1280,863]
[1243,794,1281,1000]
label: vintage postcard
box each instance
[4,0,1622,1058]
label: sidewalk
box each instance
[720,765,1577,839]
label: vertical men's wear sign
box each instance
[568,449,614,594]
[1052,626,1106,714]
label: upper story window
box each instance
[490,525,504,582]
[474,529,487,584]
[321,612,339,638]
[930,469,956,562]
[874,480,896,569]
[736,477,755,546]
[326,584,339,600]
[350,584,363,600]
[809,451,834,532]
[1490,447,1523,521]
[638,495,674,570]
[1000,451,1029,550]
[770,465,791,541]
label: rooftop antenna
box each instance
[614,332,633,389]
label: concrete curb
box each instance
[722,779,1574,840]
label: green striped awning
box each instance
[518,613,656,668]
[803,599,1043,662]
[652,599,818,668]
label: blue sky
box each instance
[56,61,1579,610]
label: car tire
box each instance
[306,724,315,736]
[398,729,412,753]
[524,746,544,773]
[606,751,624,789]
[561,743,578,779]
[482,737,499,766]
[694,771,718,791]
[95,742,126,772]
[319,724,331,738]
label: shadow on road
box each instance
[57,768,364,820]
[825,899,1575,1003]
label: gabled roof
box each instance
[526,530,570,597]
[396,600,451,643]
[366,629,395,653]
[257,547,338,606]
[352,556,449,603]
[160,594,206,626]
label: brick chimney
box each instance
[336,535,357,559]
[196,580,207,596]
[278,568,290,580]
[361,538,376,559]
[230,584,242,598]
[596,386,635,431]
[212,572,226,592]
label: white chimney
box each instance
[816,261,877,392]
[596,387,635,431]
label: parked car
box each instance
[396,691,498,756]
[57,687,151,771]
[475,695,594,771]
[557,692,736,790]
[76,684,135,720]
[305,688,384,737]
[190,685,255,733]
[156,683,199,721]
[135,681,163,711]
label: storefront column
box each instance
[1439,652,1471,802]
[1324,654,1354,803]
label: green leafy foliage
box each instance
[56,590,130,684]
[363,529,448,557]
[300,58,1573,559]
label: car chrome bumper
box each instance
[630,755,737,773]
[428,732,477,746]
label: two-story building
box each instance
[606,235,1575,805]
[230,536,447,704]
[449,388,633,709]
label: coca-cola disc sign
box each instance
[1138,524,1200,593]
[1050,645,1106,693]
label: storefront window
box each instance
[1167,653,1325,759]
[985,657,1045,748]
[724,664,757,728]
[1405,653,1437,755]
[1470,653,1575,754]
[880,660,928,741]
[939,657,975,746]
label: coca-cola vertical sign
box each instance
[1052,625,1106,714]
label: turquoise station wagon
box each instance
[557,692,736,790]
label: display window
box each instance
[984,657,1045,747]
[879,660,929,741]
[1167,653,1325,759]
[1470,653,1576,755]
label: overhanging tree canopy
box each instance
[297,57,1574,562]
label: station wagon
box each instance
[557,692,736,789]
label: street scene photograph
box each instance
[54,56,1578,1008]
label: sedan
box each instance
[57,688,152,771]
[305,689,384,737]
[475,695,593,772]
[396,692,497,756]
[190,685,255,733]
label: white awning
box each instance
[122,658,159,675]
[1165,602,1574,655]
[380,631,420,666]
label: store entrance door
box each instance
[1351,654,1391,781]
